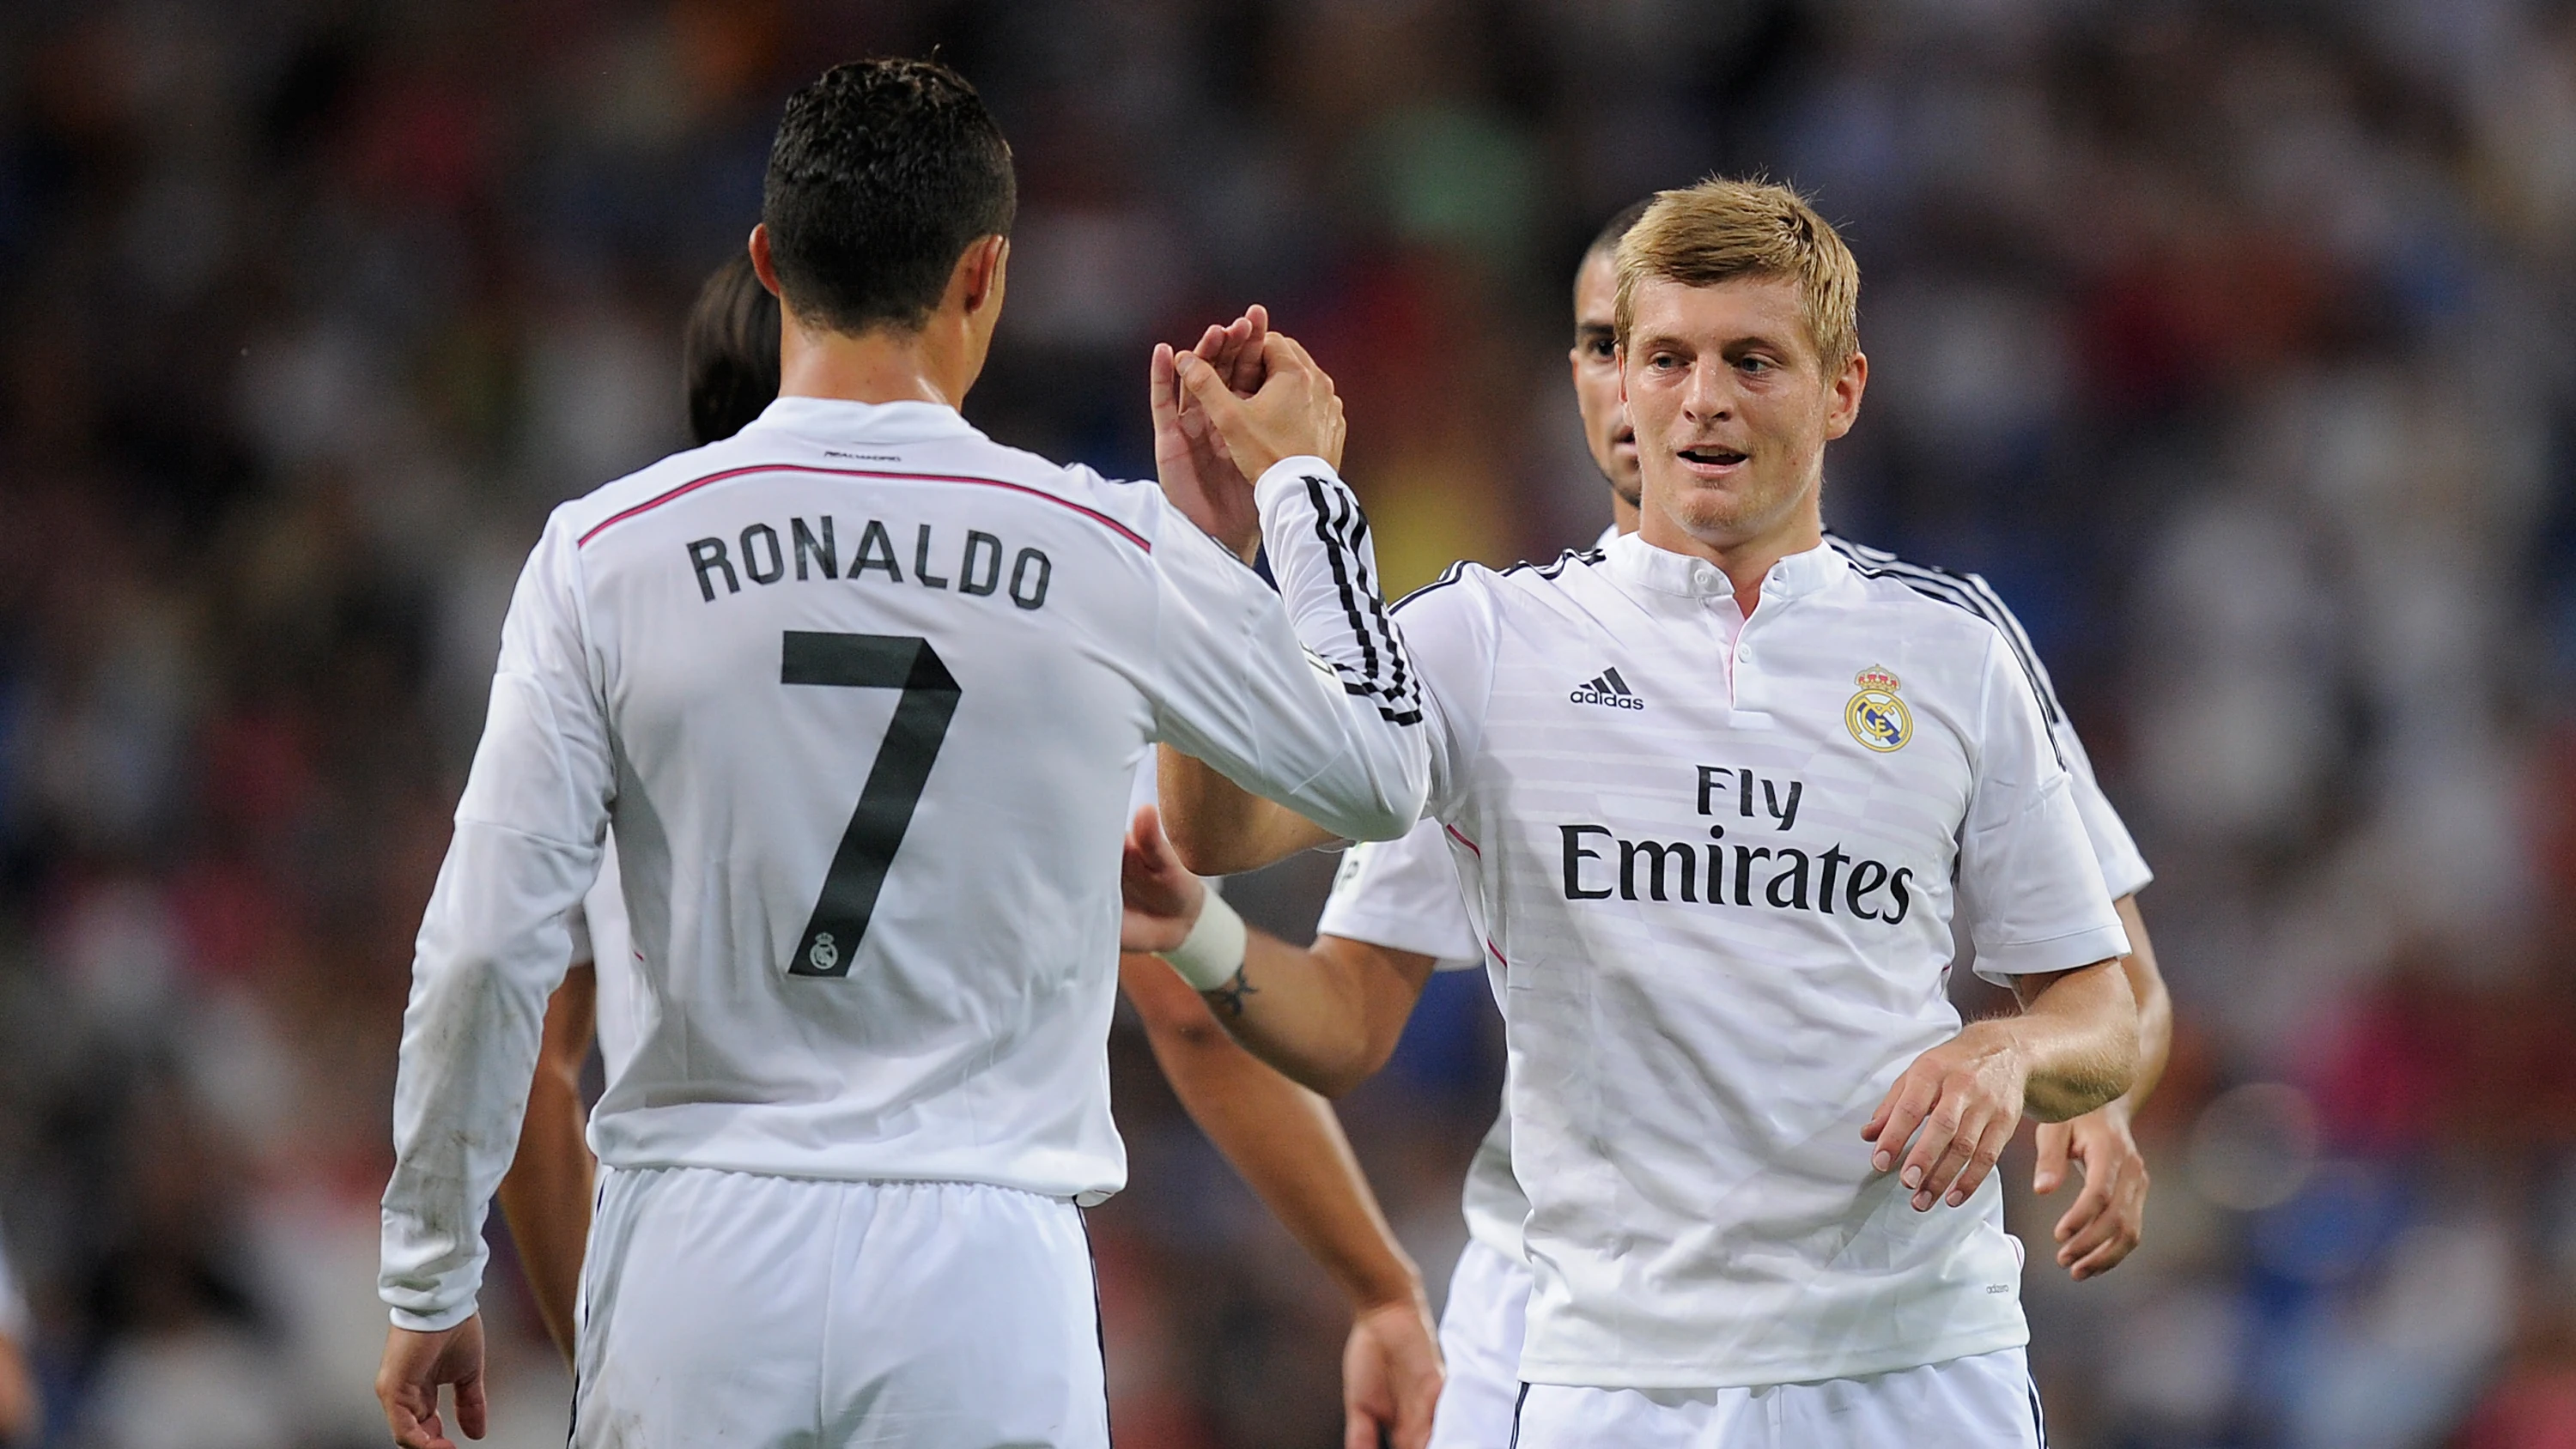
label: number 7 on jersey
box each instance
[781,631,960,978]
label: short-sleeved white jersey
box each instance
[381,398,1428,1331]
[1390,531,2125,1390]
[1826,536,2151,898]
[1316,531,2155,1267]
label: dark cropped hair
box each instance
[761,58,1017,336]
[1584,197,1656,270]
[684,252,781,446]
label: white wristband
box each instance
[1158,888,1249,992]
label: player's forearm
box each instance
[1157,745,1341,876]
[1122,956,1423,1310]
[2111,895,2170,1110]
[495,967,597,1365]
[1194,931,1420,1099]
[1996,960,2139,1122]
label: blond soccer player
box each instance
[1138,179,2139,1447]
[1123,196,2170,1447]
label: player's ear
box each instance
[747,224,782,298]
[1613,343,1629,403]
[1822,349,1867,441]
[956,235,1008,318]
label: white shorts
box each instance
[1431,1237,1532,1449]
[1513,1346,2045,1449]
[574,1166,1109,1448]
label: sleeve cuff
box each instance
[1252,455,1339,509]
[387,1297,479,1333]
[1969,922,2132,985]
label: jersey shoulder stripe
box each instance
[1390,547,1605,614]
[575,462,1154,553]
[1824,533,2063,725]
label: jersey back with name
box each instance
[566,398,1173,1199]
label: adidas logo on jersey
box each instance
[1569,667,1645,710]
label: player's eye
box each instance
[1737,355,1774,375]
[1586,337,1615,360]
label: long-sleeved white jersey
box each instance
[381,397,1425,1331]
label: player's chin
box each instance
[1664,488,1764,540]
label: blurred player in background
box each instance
[1139,179,2142,1446]
[376,57,1430,1449]
[1124,196,2172,1445]
[495,255,1443,1446]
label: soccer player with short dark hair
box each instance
[376,58,1428,1449]
[492,250,1444,1447]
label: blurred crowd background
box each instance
[1,0,2574,1446]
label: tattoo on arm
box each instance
[1201,963,1258,1018]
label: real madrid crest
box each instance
[1845,666,1910,752]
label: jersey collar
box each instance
[741,396,987,445]
[1604,532,1849,603]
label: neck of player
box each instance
[1637,474,1825,620]
[778,318,980,409]
[761,229,1007,412]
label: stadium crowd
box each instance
[1,1,2574,1446]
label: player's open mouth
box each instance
[1677,446,1747,470]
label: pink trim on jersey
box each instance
[1445,823,1480,856]
[1485,938,1507,967]
[575,463,1154,552]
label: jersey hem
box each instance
[587,1149,1121,1203]
[1517,1320,2031,1391]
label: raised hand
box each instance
[2033,1103,2148,1279]
[1203,302,1272,397]
[1171,331,1348,489]
[1151,307,1269,559]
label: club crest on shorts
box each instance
[1845,666,1910,752]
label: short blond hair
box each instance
[1613,178,1859,375]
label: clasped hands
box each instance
[1149,304,1347,561]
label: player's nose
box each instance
[1680,360,1733,421]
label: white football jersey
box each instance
[1392,531,2126,1389]
[381,398,1427,1332]
[564,838,641,1079]
[1316,531,2154,1268]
